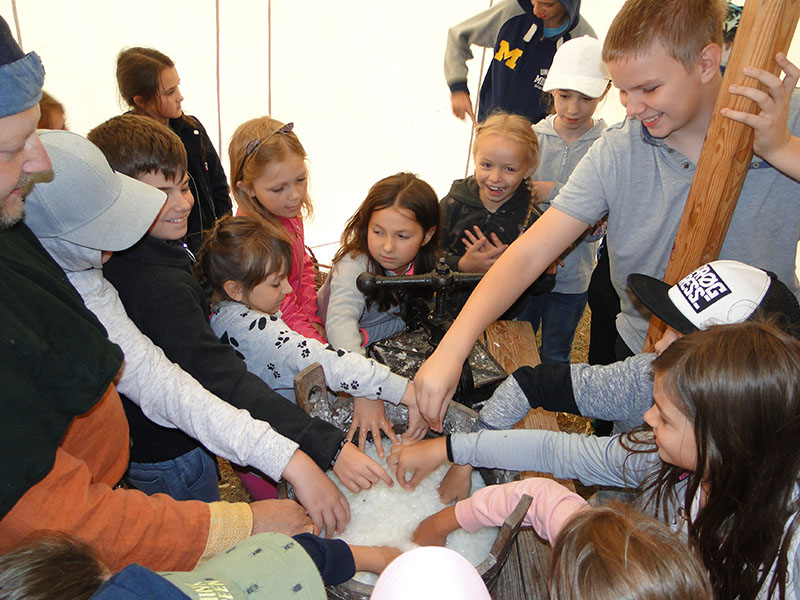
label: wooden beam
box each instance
[642,0,800,351]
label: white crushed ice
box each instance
[330,440,498,585]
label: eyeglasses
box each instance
[237,122,294,180]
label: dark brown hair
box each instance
[550,502,712,600]
[87,114,187,182]
[195,215,292,307]
[647,322,800,599]
[333,172,440,311]
[603,0,726,71]
[116,47,174,112]
[0,531,108,600]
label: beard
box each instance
[0,174,34,229]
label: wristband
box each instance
[445,434,455,463]
[330,436,354,470]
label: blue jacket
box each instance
[445,0,595,124]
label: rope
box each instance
[464,0,494,178]
[268,0,272,115]
[215,0,223,152]
[11,0,22,49]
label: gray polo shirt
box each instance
[551,92,800,352]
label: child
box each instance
[197,215,428,458]
[0,530,401,599]
[393,321,800,598]
[723,52,800,182]
[439,112,557,320]
[414,0,800,430]
[90,114,388,535]
[438,259,800,503]
[228,117,325,343]
[413,479,712,599]
[25,128,353,533]
[317,173,438,453]
[440,112,539,275]
[116,47,232,254]
[444,0,595,124]
[520,36,610,366]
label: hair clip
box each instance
[237,122,295,180]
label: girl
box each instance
[197,215,427,461]
[228,117,325,343]
[413,479,712,600]
[116,47,232,254]
[390,322,800,599]
[521,35,612,366]
[438,111,555,316]
[317,173,439,453]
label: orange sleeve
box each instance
[0,384,253,572]
[0,446,212,571]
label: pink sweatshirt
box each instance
[234,209,325,342]
[454,478,588,544]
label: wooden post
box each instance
[642,0,800,351]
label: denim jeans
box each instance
[126,447,220,502]
[518,291,589,366]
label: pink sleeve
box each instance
[454,478,588,544]
[277,218,325,343]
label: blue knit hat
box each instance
[0,15,44,118]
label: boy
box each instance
[416,0,800,428]
[90,115,392,529]
[444,0,595,124]
[0,19,311,571]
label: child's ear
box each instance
[223,280,245,303]
[421,227,437,246]
[697,43,722,84]
[132,95,147,110]
[235,181,254,197]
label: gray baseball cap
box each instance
[24,130,166,251]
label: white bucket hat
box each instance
[542,36,611,98]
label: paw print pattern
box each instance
[220,331,245,361]
[239,310,249,318]
[270,315,278,321]
[266,363,281,379]
[376,386,382,397]
[350,380,360,390]
[340,382,350,390]
[274,333,290,348]
[248,316,268,331]
[297,340,310,358]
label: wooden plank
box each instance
[643,0,800,350]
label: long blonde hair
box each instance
[228,117,313,226]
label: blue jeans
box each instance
[518,291,589,366]
[126,447,220,502]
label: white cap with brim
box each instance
[542,35,611,98]
[24,130,166,252]
[627,260,800,335]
